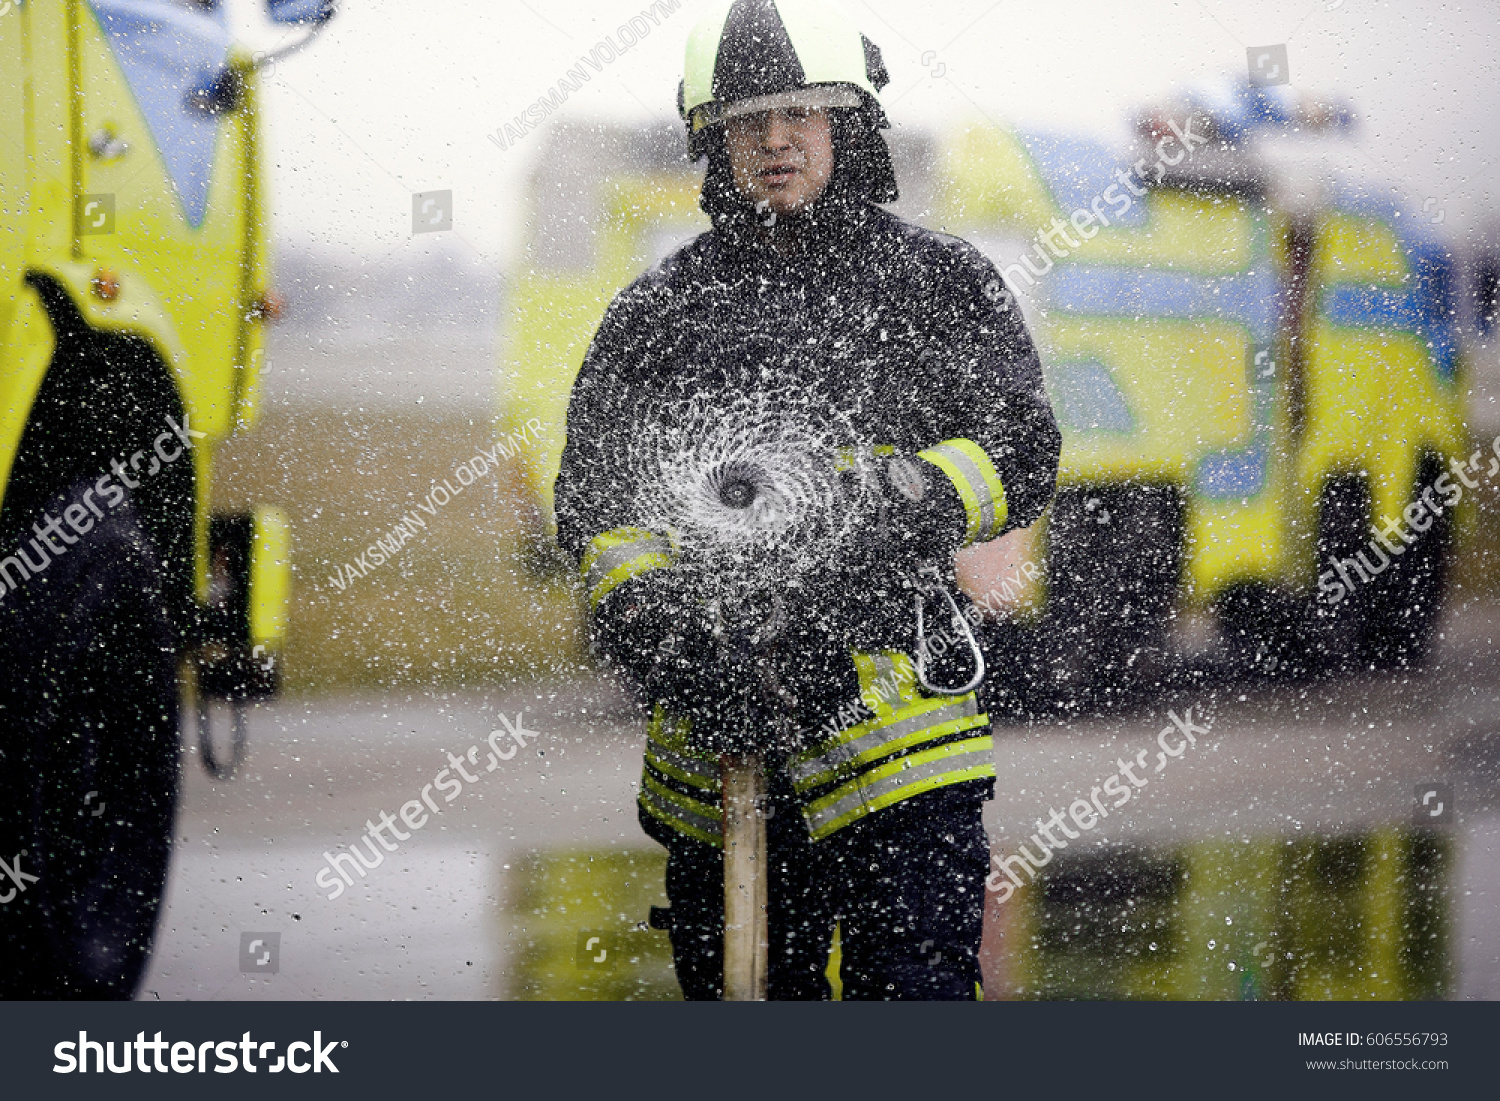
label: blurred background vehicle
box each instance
[944,83,1480,710]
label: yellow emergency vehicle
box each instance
[941,83,1473,705]
[0,0,329,998]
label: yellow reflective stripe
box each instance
[792,709,988,793]
[917,438,1009,545]
[819,760,994,838]
[803,736,995,840]
[581,526,655,578]
[646,745,721,792]
[789,650,971,786]
[646,703,689,747]
[590,549,673,609]
[639,774,723,847]
[641,771,721,820]
[852,651,919,719]
[646,707,720,788]
[797,688,967,759]
[581,526,675,610]
[639,792,722,848]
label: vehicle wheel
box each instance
[1217,580,1308,680]
[1362,455,1453,670]
[1027,484,1184,711]
[1306,473,1376,675]
[0,479,180,998]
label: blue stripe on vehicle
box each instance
[1195,372,1275,499]
[1045,360,1136,435]
[1196,441,1269,499]
[1322,186,1458,384]
[1047,266,1278,343]
[1321,251,1459,383]
[1017,130,1149,228]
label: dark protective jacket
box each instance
[554,188,1060,846]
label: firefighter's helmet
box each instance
[677,0,892,162]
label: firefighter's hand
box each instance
[591,568,709,690]
[674,649,764,755]
[874,454,967,567]
[817,455,965,648]
[770,615,863,735]
[833,455,963,577]
[591,570,759,742]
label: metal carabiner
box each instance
[912,567,986,696]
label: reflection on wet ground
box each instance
[140,601,1500,999]
[991,829,1449,1000]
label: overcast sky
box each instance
[232,0,1500,269]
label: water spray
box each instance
[627,392,881,998]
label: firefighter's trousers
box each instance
[647,774,989,1000]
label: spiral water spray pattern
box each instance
[630,392,876,604]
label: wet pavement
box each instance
[140,600,1500,999]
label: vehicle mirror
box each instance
[267,0,336,25]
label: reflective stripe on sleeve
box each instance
[641,705,723,845]
[801,735,996,840]
[639,774,723,848]
[917,438,1009,545]
[645,742,722,792]
[581,526,675,610]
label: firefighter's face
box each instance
[724,106,835,218]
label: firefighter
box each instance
[554,0,1060,999]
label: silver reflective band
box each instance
[925,442,1000,541]
[584,534,672,597]
[702,84,863,126]
[647,743,722,788]
[791,696,979,787]
[640,784,722,837]
[802,741,994,836]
